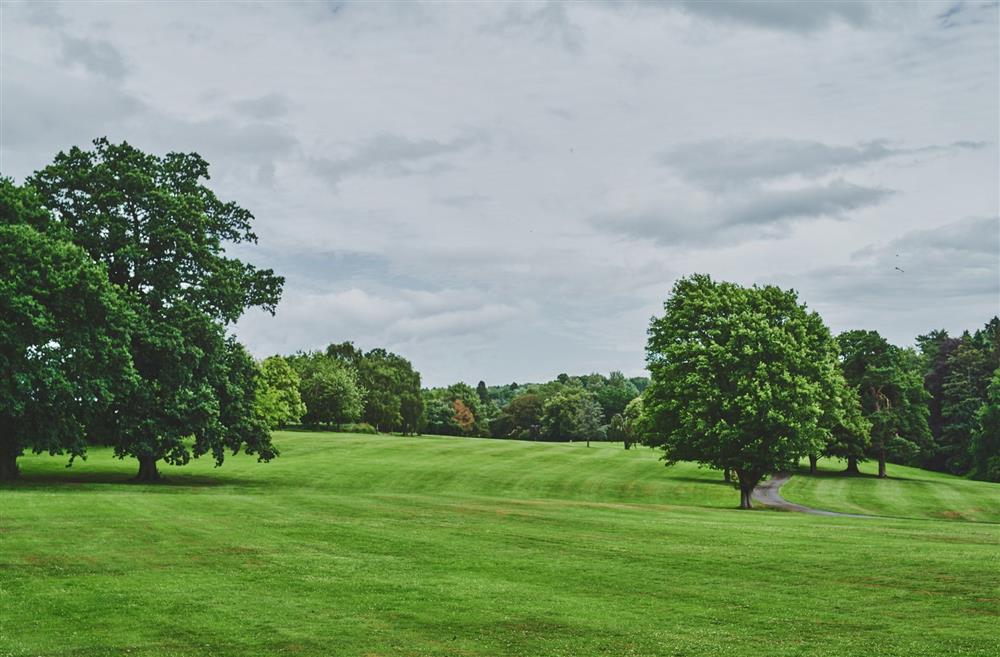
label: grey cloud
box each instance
[728,180,893,227]
[481,1,582,51]
[308,133,482,186]
[861,214,1000,259]
[670,0,875,33]
[658,138,984,189]
[594,180,892,247]
[232,93,289,120]
[786,216,999,341]
[60,35,128,81]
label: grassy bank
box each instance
[2,432,997,656]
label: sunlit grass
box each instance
[2,432,997,656]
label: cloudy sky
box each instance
[3,1,998,386]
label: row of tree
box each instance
[632,275,999,508]
[259,343,423,434]
[419,371,646,443]
[2,139,284,481]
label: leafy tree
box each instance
[541,388,605,444]
[422,383,486,436]
[644,275,844,509]
[629,376,650,393]
[29,138,284,479]
[452,399,476,434]
[255,356,306,429]
[621,396,648,450]
[290,352,364,427]
[939,338,992,474]
[0,202,135,479]
[970,367,1000,482]
[490,393,544,440]
[916,329,960,468]
[476,381,490,405]
[819,374,871,474]
[357,348,422,433]
[594,371,640,422]
[838,330,931,478]
[607,413,627,445]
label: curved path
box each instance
[752,473,874,518]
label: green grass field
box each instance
[2,432,998,657]
[783,460,1000,523]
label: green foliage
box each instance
[838,330,931,477]
[341,422,378,435]
[289,352,364,427]
[541,388,605,442]
[0,211,135,478]
[644,275,845,507]
[970,367,1000,482]
[422,383,487,436]
[490,393,544,439]
[28,138,284,479]
[255,356,306,429]
[940,335,995,473]
[622,396,650,449]
[592,371,640,422]
[356,348,423,433]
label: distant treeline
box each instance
[258,343,648,444]
[262,316,999,484]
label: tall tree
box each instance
[594,371,640,422]
[541,388,605,444]
[0,183,135,479]
[970,367,1000,482]
[30,138,284,479]
[255,356,307,429]
[356,348,422,433]
[916,329,960,469]
[939,337,992,474]
[621,396,648,450]
[838,330,931,478]
[290,352,364,428]
[490,393,544,440]
[644,275,844,508]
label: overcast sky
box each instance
[3,1,998,386]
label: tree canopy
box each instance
[0,180,135,479]
[28,139,284,480]
[643,274,850,508]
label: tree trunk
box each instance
[723,468,731,483]
[734,469,758,509]
[586,439,590,448]
[808,454,818,474]
[845,455,860,475]
[878,447,887,478]
[0,447,19,481]
[135,455,160,482]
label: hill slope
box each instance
[782,460,1000,522]
[2,432,998,657]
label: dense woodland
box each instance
[2,139,998,490]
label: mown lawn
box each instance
[782,459,1000,523]
[2,432,998,657]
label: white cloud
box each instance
[3,0,997,385]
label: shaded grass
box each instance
[2,432,998,656]
[783,459,1000,523]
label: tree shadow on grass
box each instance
[666,474,736,487]
[1,469,262,491]
[792,466,882,480]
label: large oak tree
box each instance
[643,275,848,508]
[29,139,283,480]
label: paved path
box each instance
[751,473,874,518]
